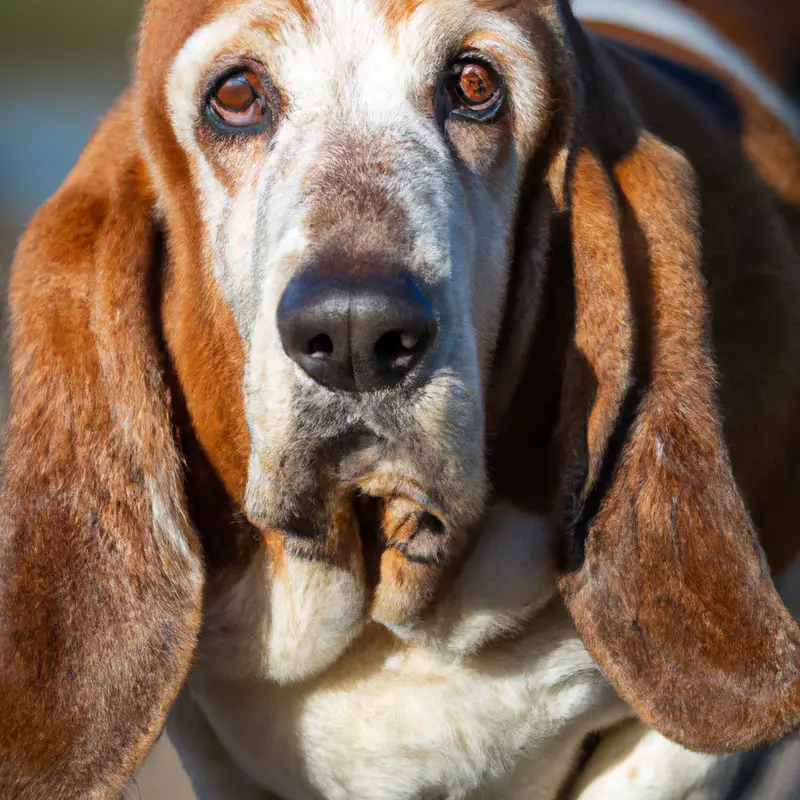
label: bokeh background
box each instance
[2,2,800,799]
[0,1,139,422]
[0,0,137,267]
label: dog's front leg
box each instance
[568,719,740,800]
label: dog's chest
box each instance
[181,511,628,798]
[188,610,625,800]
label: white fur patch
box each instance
[199,546,365,684]
[386,505,558,654]
[186,510,627,800]
[265,555,366,683]
[161,3,622,798]
[572,0,800,139]
[569,721,739,800]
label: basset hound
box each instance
[2,0,800,798]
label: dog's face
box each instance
[139,0,554,553]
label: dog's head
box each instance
[3,0,800,795]
[137,0,558,544]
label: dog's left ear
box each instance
[0,94,203,796]
[541,4,800,753]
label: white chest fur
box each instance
[171,509,630,799]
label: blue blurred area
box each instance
[0,4,136,420]
[0,1,138,258]
[0,73,127,234]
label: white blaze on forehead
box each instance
[161,0,546,319]
[287,0,545,140]
[282,0,404,118]
[161,0,545,231]
[165,0,546,161]
[160,0,548,350]
[160,0,547,535]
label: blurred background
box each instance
[1,1,800,799]
[0,0,137,263]
[0,1,140,422]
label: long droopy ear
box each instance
[0,93,203,797]
[550,8,800,753]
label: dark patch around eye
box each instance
[204,67,272,136]
[443,55,506,123]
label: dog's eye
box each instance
[446,59,504,121]
[207,71,267,131]
[457,64,499,107]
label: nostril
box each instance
[308,333,334,358]
[374,328,432,370]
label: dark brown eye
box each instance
[447,59,504,121]
[458,64,496,106]
[208,71,266,130]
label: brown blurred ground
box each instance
[1,2,800,799]
[122,738,194,800]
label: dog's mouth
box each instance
[353,493,447,585]
[353,493,384,591]
[351,488,460,626]
[335,438,454,562]
[248,421,476,625]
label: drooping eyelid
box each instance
[441,50,506,123]
[453,48,505,78]
[203,103,269,138]
[437,46,505,94]
[199,58,283,138]
[200,57,268,108]
[450,92,506,123]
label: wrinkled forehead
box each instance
[139,0,543,119]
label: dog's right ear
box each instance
[0,93,204,798]
[546,5,800,753]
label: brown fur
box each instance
[0,97,203,798]
[585,1,800,92]
[384,0,425,29]
[371,496,466,625]
[497,3,800,752]
[580,21,800,210]
[3,0,800,794]
[677,0,800,89]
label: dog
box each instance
[2,0,800,798]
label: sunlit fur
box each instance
[154,0,549,553]
[173,506,632,800]
[5,0,800,795]
[142,0,552,687]
[142,0,800,797]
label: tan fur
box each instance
[678,0,800,88]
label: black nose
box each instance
[277,274,437,392]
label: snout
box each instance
[277,273,438,392]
